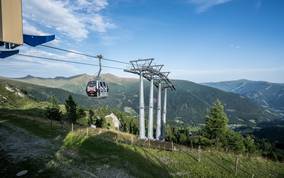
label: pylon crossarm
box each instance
[125,58,175,91]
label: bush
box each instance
[45,96,63,127]
[95,116,107,128]
[244,135,257,154]
[224,130,245,153]
[45,107,62,122]
[179,133,188,145]
[77,108,86,119]
[189,136,212,147]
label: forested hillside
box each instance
[204,80,284,117]
[15,74,277,124]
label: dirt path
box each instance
[0,119,134,178]
[0,122,56,162]
[0,120,61,177]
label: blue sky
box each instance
[0,0,284,83]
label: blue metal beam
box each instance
[0,50,19,58]
[23,34,55,47]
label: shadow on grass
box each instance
[205,154,233,174]
[181,150,199,162]
[0,109,66,139]
[67,131,172,178]
[0,108,170,177]
[139,147,174,173]
[0,108,68,177]
[0,149,60,178]
[0,108,46,118]
[217,154,253,176]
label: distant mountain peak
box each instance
[21,75,36,79]
[63,73,93,80]
[14,73,138,85]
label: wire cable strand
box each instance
[17,53,125,70]
[40,44,130,65]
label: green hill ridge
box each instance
[13,74,278,125]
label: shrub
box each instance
[244,135,257,154]
[224,130,245,153]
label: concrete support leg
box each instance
[139,72,146,139]
[148,79,154,139]
[156,83,162,140]
[161,88,167,141]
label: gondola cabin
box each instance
[86,80,109,98]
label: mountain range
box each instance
[6,74,279,125]
[203,79,284,117]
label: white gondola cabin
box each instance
[85,55,109,98]
[86,80,109,98]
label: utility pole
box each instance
[139,72,146,139]
[147,78,154,139]
[161,87,167,140]
[156,82,162,140]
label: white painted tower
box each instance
[139,72,146,139]
[147,78,154,139]
[161,88,168,140]
[156,83,162,140]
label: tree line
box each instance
[45,95,139,134]
[166,100,280,160]
[45,95,280,160]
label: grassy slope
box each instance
[0,110,283,178]
[64,129,284,178]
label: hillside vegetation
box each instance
[14,74,277,124]
[0,84,283,177]
[204,79,284,117]
[1,110,284,178]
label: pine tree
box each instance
[65,95,77,127]
[88,110,94,126]
[45,96,62,128]
[203,100,229,146]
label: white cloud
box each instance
[0,47,82,78]
[23,0,114,40]
[73,0,116,33]
[76,0,108,12]
[87,14,116,33]
[100,35,120,45]
[23,20,47,35]
[23,0,88,39]
[189,0,233,13]
[21,47,90,64]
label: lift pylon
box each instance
[124,59,175,141]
